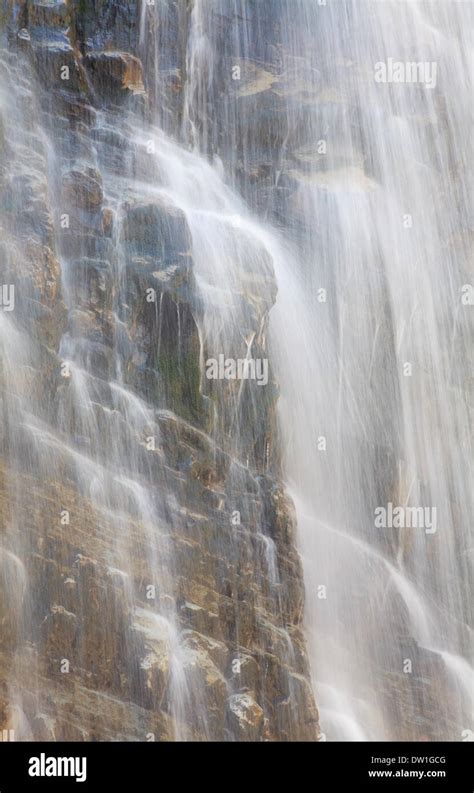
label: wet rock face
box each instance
[121,200,191,262]
[74,0,140,54]
[0,1,319,741]
[83,51,145,103]
[227,692,265,741]
[62,166,104,210]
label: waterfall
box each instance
[271,0,473,741]
[176,0,473,740]
[0,43,197,740]
[0,0,318,742]
[0,0,471,743]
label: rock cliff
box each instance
[0,0,319,741]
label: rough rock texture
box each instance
[0,1,319,741]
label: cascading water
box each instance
[0,0,471,744]
[0,45,198,740]
[1,0,319,743]
[164,0,473,740]
[268,0,473,741]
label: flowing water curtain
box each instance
[0,0,471,742]
[0,0,320,741]
[176,0,473,740]
[267,0,473,740]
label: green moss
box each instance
[155,338,203,425]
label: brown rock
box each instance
[181,630,229,673]
[28,0,71,29]
[83,52,145,103]
[62,166,103,210]
[41,605,77,662]
[227,693,265,741]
